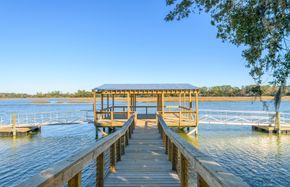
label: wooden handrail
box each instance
[17,114,136,187]
[96,111,135,114]
[157,114,249,187]
[163,111,196,114]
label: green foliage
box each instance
[0,90,92,98]
[0,93,30,98]
[165,0,290,111]
[199,85,279,97]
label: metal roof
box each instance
[93,84,198,91]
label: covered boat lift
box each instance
[92,83,199,134]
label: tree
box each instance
[165,0,290,114]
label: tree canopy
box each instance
[165,0,290,111]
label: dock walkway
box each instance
[105,120,180,187]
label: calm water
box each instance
[0,99,290,187]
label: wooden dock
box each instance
[252,125,290,134]
[0,127,39,136]
[105,120,180,187]
[18,113,249,187]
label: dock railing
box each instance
[0,110,91,127]
[157,113,249,187]
[17,114,136,187]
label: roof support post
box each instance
[107,94,109,119]
[127,93,130,119]
[161,93,164,116]
[112,95,115,112]
[189,91,192,110]
[100,94,104,120]
[179,93,182,108]
[107,94,109,109]
[93,91,97,124]
[183,93,186,109]
[195,90,199,134]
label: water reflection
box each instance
[180,124,290,187]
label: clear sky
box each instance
[0,0,256,94]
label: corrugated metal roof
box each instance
[93,84,198,91]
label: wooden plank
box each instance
[96,153,104,187]
[104,121,180,187]
[68,172,82,187]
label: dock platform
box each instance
[0,127,39,136]
[252,125,290,134]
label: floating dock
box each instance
[0,127,39,137]
[252,125,290,134]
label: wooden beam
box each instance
[116,138,121,161]
[101,94,104,110]
[189,91,192,110]
[93,92,97,124]
[107,94,109,109]
[195,90,199,131]
[112,95,115,112]
[161,93,164,116]
[96,153,104,187]
[172,143,177,171]
[127,93,130,119]
[180,153,188,187]
[179,94,181,108]
[68,172,82,187]
[110,143,116,173]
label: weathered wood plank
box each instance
[104,121,180,187]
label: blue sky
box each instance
[0,0,256,94]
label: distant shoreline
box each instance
[0,96,289,103]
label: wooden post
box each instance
[134,95,137,111]
[179,110,182,127]
[107,94,109,108]
[275,112,281,134]
[110,143,116,173]
[195,90,199,134]
[101,94,104,120]
[165,135,168,154]
[189,91,192,110]
[117,138,121,161]
[110,111,113,127]
[112,95,115,112]
[161,93,164,116]
[106,94,109,119]
[96,153,104,187]
[183,93,186,108]
[93,92,97,124]
[180,153,188,187]
[68,172,82,187]
[172,143,177,171]
[121,135,125,155]
[197,174,209,187]
[127,93,130,119]
[168,140,172,161]
[179,93,182,108]
[129,126,132,139]
[12,113,17,137]
[125,130,129,145]
[189,91,192,119]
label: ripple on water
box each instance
[193,124,290,187]
[0,124,97,187]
